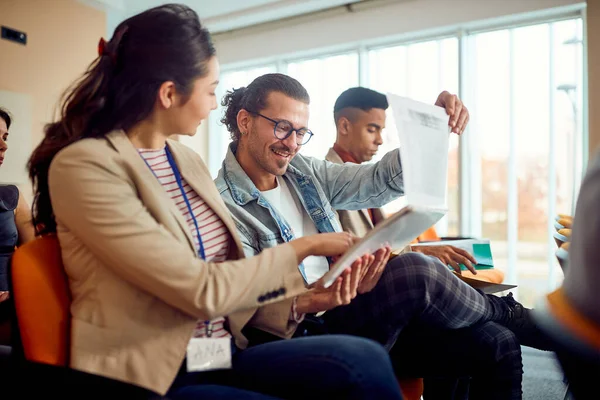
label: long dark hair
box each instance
[220,73,310,142]
[28,4,216,234]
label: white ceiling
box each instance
[91,0,366,33]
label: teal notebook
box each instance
[455,243,494,271]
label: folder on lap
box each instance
[412,238,517,294]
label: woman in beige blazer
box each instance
[26,4,402,400]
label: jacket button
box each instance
[258,295,266,302]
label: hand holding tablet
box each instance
[319,206,446,288]
[298,254,370,314]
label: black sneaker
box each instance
[497,293,555,351]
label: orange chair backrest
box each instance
[411,226,441,244]
[546,288,600,350]
[398,378,424,400]
[11,234,70,366]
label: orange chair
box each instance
[398,377,424,400]
[11,234,70,366]
[9,235,170,397]
[540,288,600,351]
[416,226,442,242]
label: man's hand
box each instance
[435,91,469,135]
[357,246,391,294]
[412,245,477,275]
[297,255,366,314]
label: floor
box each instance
[522,346,569,400]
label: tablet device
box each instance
[320,205,446,288]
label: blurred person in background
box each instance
[0,107,35,345]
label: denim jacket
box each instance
[215,142,404,280]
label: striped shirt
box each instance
[139,148,232,339]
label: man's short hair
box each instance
[333,87,388,124]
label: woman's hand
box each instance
[357,246,391,294]
[290,232,359,263]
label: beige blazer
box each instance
[325,148,386,237]
[49,130,307,394]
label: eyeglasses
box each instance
[250,111,314,146]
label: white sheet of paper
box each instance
[318,95,453,288]
[186,338,232,372]
[387,93,450,209]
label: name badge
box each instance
[186,338,232,372]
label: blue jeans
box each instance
[168,335,403,400]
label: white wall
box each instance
[105,0,364,34]
[0,91,32,185]
[176,123,209,162]
[214,0,584,67]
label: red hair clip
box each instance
[97,37,108,57]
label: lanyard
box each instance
[141,146,206,260]
[141,146,212,336]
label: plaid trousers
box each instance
[321,252,523,400]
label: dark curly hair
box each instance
[220,73,310,142]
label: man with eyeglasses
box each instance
[215,73,542,400]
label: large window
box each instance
[367,38,460,235]
[209,15,585,308]
[467,18,583,307]
[286,53,360,159]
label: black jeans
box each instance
[391,322,522,400]
[245,253,522,399]
[318,253,523,400]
